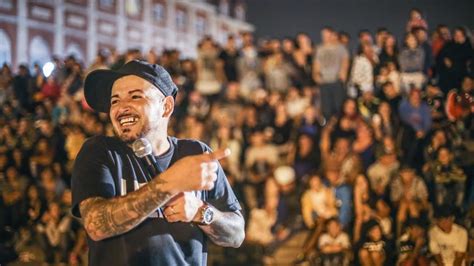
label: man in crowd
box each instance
[71,60,245,265]
[429,206,468,266]
[313,27,350,120]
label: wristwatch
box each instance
[198,203,214,225]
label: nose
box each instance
[112,100,133,116]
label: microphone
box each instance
[132,138,159,176]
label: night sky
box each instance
[246,0,474,44]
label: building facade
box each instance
[0,0,253,68]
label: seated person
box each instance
[318,217,351,266]
[375,199,393,240]
[356,219,390,266]
[390,164,429,237]
[429,206,468,266]
[397,218,429,266]
[353,174,374,242]
[243,127,279,209]
[297,173,339,263]
[301,173,339,229]
[424,146,467,208]
[367,148,399,198]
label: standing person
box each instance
[431,25,451,58]
[414,27,434,76]
[13,64,33,110]
[218,35,240,83]
[72,60,245,266]
[350,43,378,95]
[436,27,473,94]
[398,33,426,94]
[398,88,432,166]
[237,32,262,99]
[313,27,350,120]
[196,37,224,100]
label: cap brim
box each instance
[84,69,126,113]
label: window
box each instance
[176,9,187,31]
[152,2,165,24]
[219,0,229,16]
[29,36,51,67]
[99,0,114,10]
[65,43,84,62]
[0,0,13,11]
[195,16,207,36]
[0,30,12,66]
[126,0,141,17]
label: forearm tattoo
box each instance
[199,210,245,248]
[79,176,172,241]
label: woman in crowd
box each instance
[398,33,426,94]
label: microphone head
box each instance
[132,138,153,158]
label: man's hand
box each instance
[163,192,204,223]
[79,148,233,242]
[161,148,230,194]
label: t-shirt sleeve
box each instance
[71,137,116,218]
[339,45,349,59]
[428,228,440,254]
[454,227,468,253]
[201,143,242,213]
[340,233,351,248]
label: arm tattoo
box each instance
[199,210,245,248]
[79,176,172,241]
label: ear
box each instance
[162,96,175,118]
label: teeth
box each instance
[119,116,138,126]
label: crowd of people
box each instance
[0,8,473,266]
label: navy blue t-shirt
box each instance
[71,135,241,266]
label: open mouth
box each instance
[117,113,140,128]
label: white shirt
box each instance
[318,232,351,249]
[350,55,374,93]
[428,224,468,266]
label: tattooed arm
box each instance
[198,208,245,248]
[79,175,173,241]
[78,149,230,241]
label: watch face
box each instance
[203,208,214,224]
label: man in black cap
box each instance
[71,60,245,266]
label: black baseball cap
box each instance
[84,60,178,113]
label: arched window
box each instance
[29,36,51,67]
[65,43,84,62]
[0,30,12,66]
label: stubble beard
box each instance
[115,121,165,145]
[115,123,150,144]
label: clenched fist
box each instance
[163,192,203,223]
[160,148,230,195]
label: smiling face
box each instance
[109,75,172,144]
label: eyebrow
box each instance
[111,89,144,99]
